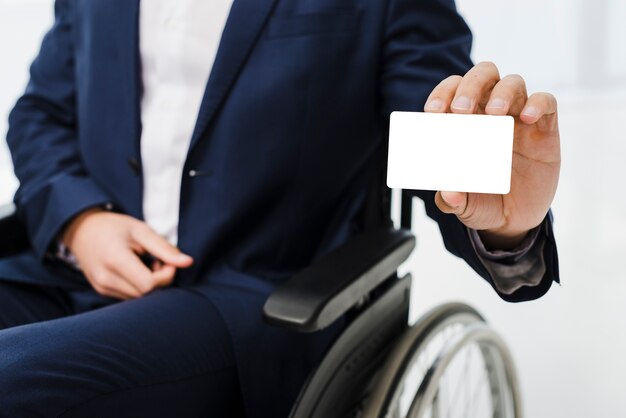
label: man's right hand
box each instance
[61,209,194,300]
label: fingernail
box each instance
[522,106,539,117]
[177,254,193,263]
[451,96,471,111]
[425,99,443,111]
[486,98,506,110]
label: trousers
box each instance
[0,280,245,417]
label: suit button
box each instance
[188,169,212,177]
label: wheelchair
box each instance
[0,185,522,418]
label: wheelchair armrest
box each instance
[263,227,416,333]
[0,203,29,258]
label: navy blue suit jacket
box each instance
[1,0,559,415]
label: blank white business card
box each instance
[387,111,514,194]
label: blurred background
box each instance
[0,0,624,416]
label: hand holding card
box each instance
[389,62,561,251]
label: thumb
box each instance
[435,191,507,231]
[435,191,468,216]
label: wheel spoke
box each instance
[443,342,472,418]
[366,304,520,418]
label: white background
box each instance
[1,1,625,417]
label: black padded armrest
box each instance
[263,228,416,333]
[0,203,29,258]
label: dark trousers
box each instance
[0,280,245,417]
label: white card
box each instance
[387,111,514,194]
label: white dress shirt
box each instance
[139,0,233,245]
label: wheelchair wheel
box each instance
[364,303,522,418]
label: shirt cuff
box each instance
[469,225,541,262]
[55,240,81,270]
[468,222,547,295]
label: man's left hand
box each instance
[423,61,561,250]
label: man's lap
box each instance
[0,265,344,417]
[0,281,243,417]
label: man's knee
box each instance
[0,288,240,416]
[0,299,242,418]
[0,323,90,417]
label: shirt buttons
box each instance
[188,170,198,177]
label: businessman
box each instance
[0,0,560,416]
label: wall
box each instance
[405,1,626,417]
[0,0,51,203]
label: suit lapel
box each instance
[188,0,279,151]
[113,0,141,153]
[116,0,144,217]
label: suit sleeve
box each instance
[7,0,113,259]
[380,0,560,302]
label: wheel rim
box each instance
[407,323,521,418]
[363,303,522,418]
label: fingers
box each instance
[109,250,160,294]
[88,269,142,300]
[520,92,558,132]
[91,253,176,299]
[103,220,189,298]
[450,61,500,113]
[151,264,178,288]
[129,224,194,268]
[484,74,528,116]
[67,212,186,300]
[426,64,557,133]
[426,62,501,114]
[424,76,462,112]
[91,247,177,299]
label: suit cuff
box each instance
[468,223,547,295]
[17,173,113,260]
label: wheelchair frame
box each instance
[263,191,522,418]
